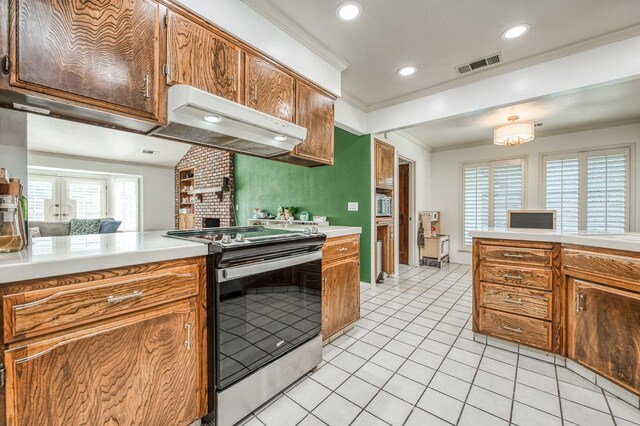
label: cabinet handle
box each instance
[336,247,349,253]
[503,297,524,305]
[322,277,327,295]
[252,84,258,102]
[576,293,585,313]
[185,323,192,350]
[503,253,524,259]
[231,75,237,93]
[144,75,151,99]
[503,274,523,281]
[501,324,523,334]
[106,290,143,304]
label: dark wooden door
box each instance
[567,278,640,395]
[294,81,335,165]
[375,140,395,189]
[167,11,241,102]
[399,164,410,264]
[245,53,294,122]
[323,257,360,339]
[11,0,161,119]
[4,302,198,426]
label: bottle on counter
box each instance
[0,195,24,253]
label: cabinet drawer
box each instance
[480,245,552,267]
[480,283,552,321]
[564,248,640,288]
[323,235,360,264]
[478,308,552,351]
[3,265,200,342]
[480,264,553,290]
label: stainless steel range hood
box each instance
[150,85,307,158]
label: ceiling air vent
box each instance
[456,52,502,75]
[142,149,160,156]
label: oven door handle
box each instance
[217,251,322,282]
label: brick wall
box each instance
[175,146,235,228]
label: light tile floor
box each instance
[240,263,640,426]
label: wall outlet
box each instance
[235,204,239,211]
[348,202,359,212]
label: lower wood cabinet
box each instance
[5,301,197,426]
[322,235,360,341]
[567,277,640,395]
[0,257,208,425]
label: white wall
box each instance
[0,109,28,186]
[431,123,640,265]
[373,132,432,273]
[28,152,176,232]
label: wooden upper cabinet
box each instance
[245,53,294,122]
[10,0,162,120]
[567,278,640,395]
[292,81,335,165]
[375,140,395,189]
[166,11,241,102]
[4,301,198,426]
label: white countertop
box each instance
[0,231,209,284]
[265,224,362,239]
[470,228,640,253]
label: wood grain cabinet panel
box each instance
[10,0,162,120]
[167,11,241,102]
[291,81,335,165]
[480,264,553,290]
[3,264,200,343]
[322,256,360,339]
[567,278,640,395]
[564,247,640,289]
[375,140,395,189]
[478,307,552,351]
[322,235,360,264]
[480,282,552,321]
[245,53,294,122]
[4,301,198,426]
[480,245,552,267]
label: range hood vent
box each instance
[150,85,307,158]
[456,52,502,75]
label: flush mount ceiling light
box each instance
[274,135,287,142]
[501,24,530,40]
[204,114,222,123]
[397,65,417,77]
[493,115,535,146]
[336,1,362,22]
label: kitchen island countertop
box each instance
[0,231,208,284]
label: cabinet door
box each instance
[323,257,360,339]
[293,81,335,165]
[245,53,294,122]
[375,140,395,189]
[4,302,198,426]
[567,278,640,394]
[167,11,241,102]
[11,0,161,119]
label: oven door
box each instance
[216,251,322,390]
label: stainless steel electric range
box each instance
[165,226,326,426]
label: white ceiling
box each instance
[27,115,191,167]
[244,0,640,109]
[399,77,640,151]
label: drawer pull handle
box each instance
[503,274,523,281]
[501,324,523,333]
[106,290,143,304]
[336,248,349,253]
[185,323,192,350]
[503,253,524,259]
[503,297,524,305]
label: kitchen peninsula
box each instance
[471,228,640,406]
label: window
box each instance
[543,147,630,232]
[112,178,140,232]
[462,158,525,246]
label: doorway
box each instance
[398,161,410,265]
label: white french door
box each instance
[28,175,108,222]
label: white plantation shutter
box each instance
[66,179,106,219]
[113,178,140,231]
[27,176,56,221]
[493,160,523,228]
[544,156,580,232]
[463,164,490,245]
[586,150,629,232]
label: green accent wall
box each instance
[235,127,372,283]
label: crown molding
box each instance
[241,0,350,72]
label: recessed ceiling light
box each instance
[336,1,362,22]
[274,135,287,142]
[501,24,530,40]
[204,114,222,123]
[397,66,417,77]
